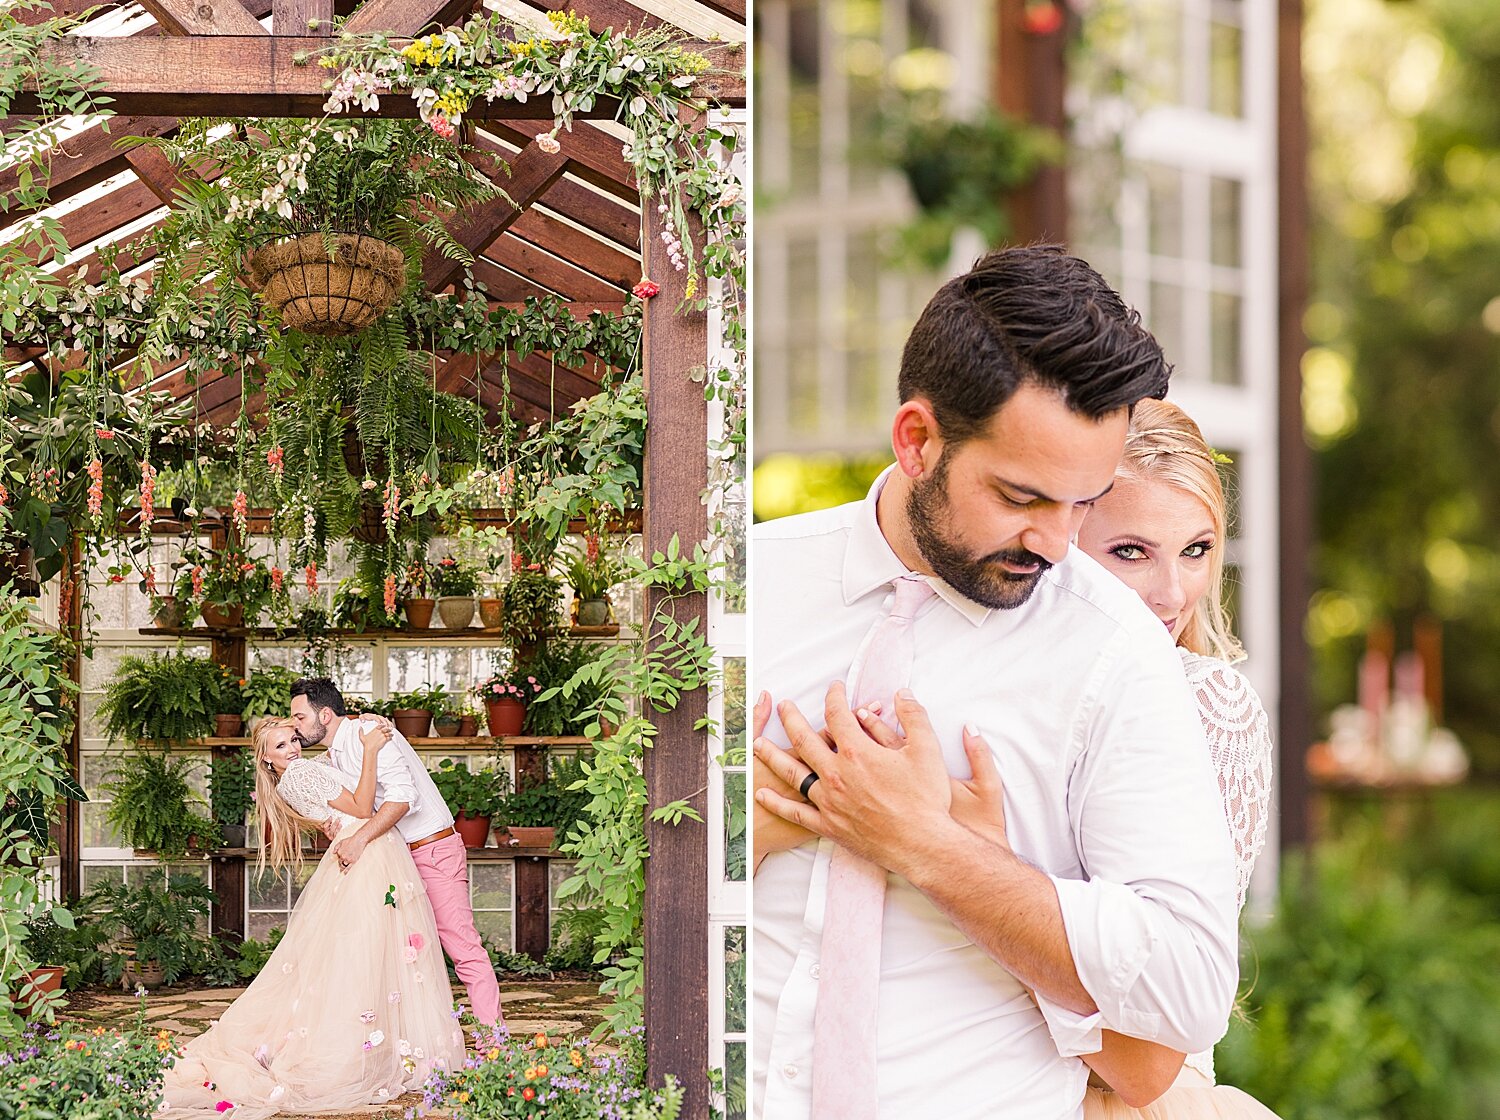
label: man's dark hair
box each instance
[289,677,345,717]
[897,244,1171,446]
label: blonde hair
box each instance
[252,717,318,877]
[1119,399,1245,664]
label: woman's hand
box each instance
[751,691,818,873]
[360,715,394,754]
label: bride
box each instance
[157,716,465,1119]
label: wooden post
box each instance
[994,0,1070,244]
[513,855,551,959]
[1276,0,1313,850]
[641,125,711,1115]
[207,519,248,942]
[60,535,84,904]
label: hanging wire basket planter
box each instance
[248,233,407,336]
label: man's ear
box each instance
[892,399,943,479]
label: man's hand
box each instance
[330,832,369,874]
[751,691,817,873]
[754,683,953,873]
[319,817,340,842]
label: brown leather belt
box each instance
[408,826,455,852]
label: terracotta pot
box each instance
[214,713,244,738]
[122,958,165,991]
[484,697,526,736]
[507,825,555,850]
[392,709,432,739]
[404,598,436,629]
[432,717,462,738]
[492,825,515,847]
[576,597,611,627]
[478,597,504,629]
[457,715,478,738]
[436,596,475,629]
[454,811,491,848]
[152,596,188,628]
[200,602,244,629]
[17,966,64,1016]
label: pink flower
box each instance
[215,1103,234,1114]
[430,116,456,140]
[359,1010,376,1024]
[403,946,419,964]
[408,932,425,952]
[632,279,660,300]
[536,131,560,154]
[389,991,401,1004]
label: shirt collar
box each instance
[842,466,993,629]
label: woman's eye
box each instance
[1110,544,1146,561]
[1183,541,1214,559]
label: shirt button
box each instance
[809,963,821,979]
[782,1064,799,1081]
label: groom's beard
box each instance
[295,713,332,748]
[906,455,1052,610]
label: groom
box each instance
[288,677,503,1028]
[751,246,1240,1118]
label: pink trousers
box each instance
[409,832,503,1026]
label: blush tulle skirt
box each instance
[1084,1067,1282,1120]
[156,820,465,1118]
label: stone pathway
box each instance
[58,976,613,1118]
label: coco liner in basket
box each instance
[250,233,407,336]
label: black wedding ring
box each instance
[798,771,820,799]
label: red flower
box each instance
[521,1087,536,1101]
[95,428,115,440]
[305,562,319,595]
[1023,0,1064,35]
[632,278,661,299]
[270,566,284,593]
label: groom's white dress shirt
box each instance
[322,716,454,843]
[753,471,1240,1120]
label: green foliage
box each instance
[99,651,224,745]
[74,870,219,987]
[1305,0,1500,773]
[545,905,607,973]
[501,571,564,646]
[233,926,285,980]
[208,751,255,825]
[521,640,610,737]
[503,754,593,838]
[240,664,300,723]
[1218,823,1500,1119]
[428,758,510,819]
[430,554,480,597]
[100,750,217,858]
[0,1012,175,1120]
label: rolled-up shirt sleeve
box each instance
[1037,626,1241,1057]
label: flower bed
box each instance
[0,1017,177,1120]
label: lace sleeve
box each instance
[1179,651,1274,912]
[275,759,346,822]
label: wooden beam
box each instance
[274,0,334,35]
[508,207,638,290]
[486,119,637,202]
[24,36,741,117]
[1277,0,1313,851]
[46,178,163,262]
[123,144,204,208]
[342,0,478,35]
[472,130,640,251]
[483,234,625,303]
[524,0,667,34]
[134,0,269,35]
[640,131,709,1116]
[421,143,568,292]
[0,116,178,233]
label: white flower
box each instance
[414,971,424,983]
[536,131,561,155]
[281,962,294,974]
[416,1047,426,1060]
[389,990,402,1004]
[399,1039,412,1056]
[367,1030,385,1048]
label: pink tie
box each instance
[811,574,936,1117]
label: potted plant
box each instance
[473,665,543,736]
[402,558,436,629]
[500,568,563,648]
[100,750,219,858]
[522,638,610,737]
[213,668,247,738]
[500,754,591,851]
[455,702,479,739]
[388,686,444,739]
[456,524,508,629]
[145,116,501,337]
[565,535,622,627]
[99,650,225,745]
[331,575,400,632]
[428,758,511,848]
[432,696,464,739]
[431,554,479,629]
[78,869,217,989]
[17,909,75,1017]
[201,547,273,629]
[149,592,191,629]
[208,750,255,848]
[240,663,300,734]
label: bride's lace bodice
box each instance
[1178,649,1274,1082]
[277,758,358,827]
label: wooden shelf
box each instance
[138,624,623,640]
